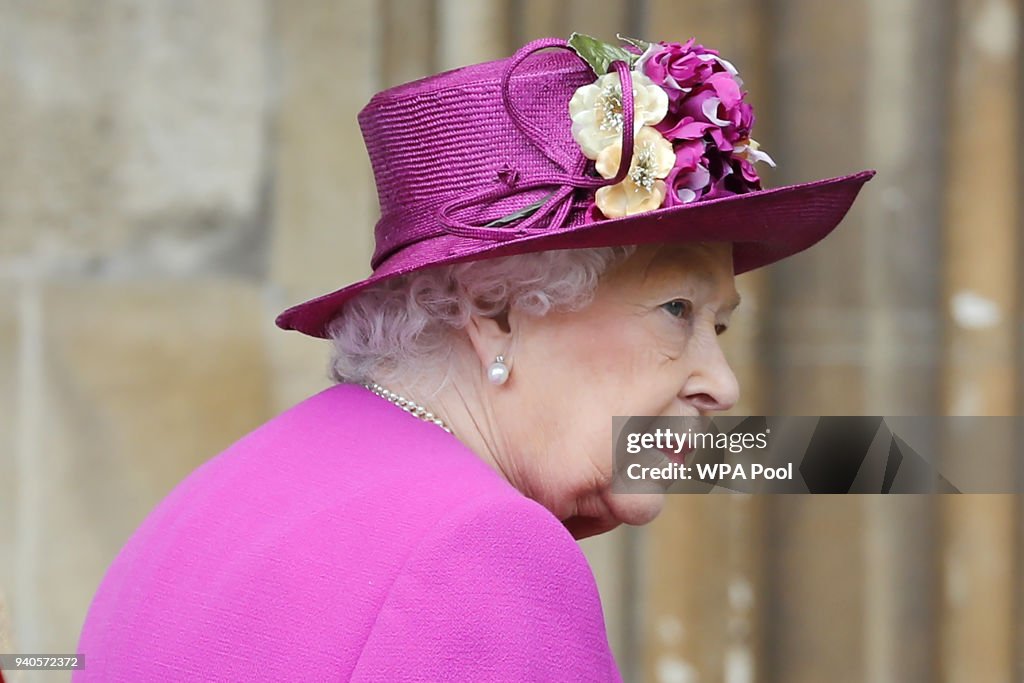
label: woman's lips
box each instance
[658,442,695,464]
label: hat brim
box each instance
[276,169,875,338]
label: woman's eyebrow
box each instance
[688,268,742,311]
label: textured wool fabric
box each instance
[74,383,622,681]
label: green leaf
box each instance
[484,192,556,228]
[616,33,652,53]
[567,32,636,76]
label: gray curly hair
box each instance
[326,246,636,387]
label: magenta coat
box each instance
[75,383,622,681]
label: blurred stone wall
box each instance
[0,0,339,661]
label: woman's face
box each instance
[498,242,741,538]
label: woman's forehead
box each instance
[647,242,731,268]
[619,243,736,287]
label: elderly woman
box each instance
[76,34,872,681]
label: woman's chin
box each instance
[605,490,666,527]
[561,491,666,539]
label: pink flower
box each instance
[702,149,764,200]
[636,40,738,101]
[666,162,712,206]
[633,38,774,203]
[664,65,746,147]
[658,116,715,141]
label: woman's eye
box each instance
[661,299,692,319]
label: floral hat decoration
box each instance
[276,33,874,338]
[566,33,775,218]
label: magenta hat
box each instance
[276,35,875,338]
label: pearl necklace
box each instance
[362,382,452,434]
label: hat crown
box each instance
[269,34,874,339]
[358,49,594,269]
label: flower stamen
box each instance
[630,143,658,192]
[598,82,624,133]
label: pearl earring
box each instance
[487,355,510,385]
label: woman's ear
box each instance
[465,306,516,372]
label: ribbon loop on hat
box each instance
[437,38,635,241]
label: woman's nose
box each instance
[681,338,740,413]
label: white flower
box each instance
[569,71,669,160]
[593,126,676,218]
[733,138,776,167]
